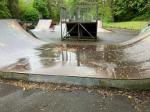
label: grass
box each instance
[19,0,34,9]
[103,21,148,30]
[132,14,150,21]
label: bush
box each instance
[132,13,150,21]
[98,0,114,22]
[33,0,49,18]
[7,0,20,18]
[0,2,11,18]
[113,0,150,22]
[20,7,39,21]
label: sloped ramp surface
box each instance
[0,19,45,69]
[120,28,150,46]
[33,19,52,31]
[0,19,44,48]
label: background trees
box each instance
[0,0,11,18]
[33,0,49,18]
[113,0,150,21]
[7,0,20,18]
[0,0,149,22]
[20,7,39,21]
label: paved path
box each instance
[1,82,150,112]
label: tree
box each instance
[33,0,49,18]
[20,7,39,21]
[47,0,63,21]
[113,0,150,21]
[0,0,11,18]
[7,0,19,18]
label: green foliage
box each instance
[33,0,49,18]
[98,0,114,22]
[64,0,78,6]
[7,0,20,18]
[19,0,34,9]
[104,21,147,30]
[20,7,39,21]
[47,0,63,22]
[0,0,11,18]
[0,0,149,22]
[113,0,150,21]
[132,13,150,21]
[50,6,60,21]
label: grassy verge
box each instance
[103,21,148,30]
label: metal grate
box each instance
[60,0,98,41]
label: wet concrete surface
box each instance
[31,26,139,44]
[0,20,150,79]
[0,82,145,112]
[1,42,150,79]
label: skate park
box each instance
[0,2,150,90]
[1,1,150,112]
[0,18,150,89]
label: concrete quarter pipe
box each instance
[0,19,150,81]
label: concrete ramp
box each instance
[0,19,150,81]
[34,19,52,31]
[0,19,45,69]
[31,23,66,42]
[0,19,44,48]
[120,28,150,46]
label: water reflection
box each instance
[35,43,149,79]
[1,41,150,79]
[2,58,31,72]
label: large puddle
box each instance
[1,40,150,79]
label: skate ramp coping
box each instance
[34,19,52,31]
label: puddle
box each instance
[0,40,150,79]
[29,42,150,79]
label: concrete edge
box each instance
[0,72,150,90]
